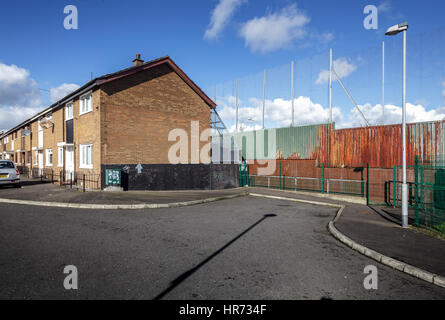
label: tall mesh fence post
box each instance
[366,163,370,206]
[415,155,419,226]
[322,163,325,194]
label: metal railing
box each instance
[247,175,366,197]
[28,168,100,191]
[388,156,445,233]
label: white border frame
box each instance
[79,91,93,116]
[79,143,93,169]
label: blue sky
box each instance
[1,0,445,131]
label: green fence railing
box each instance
[243,162,367,199]
[391,156,445,233]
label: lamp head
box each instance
[385,22,408,36]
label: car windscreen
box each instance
[0,161,15,169]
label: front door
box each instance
[65,146,74,180]
[38,150,43,175]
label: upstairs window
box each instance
[66,102,74,120]
[80,92,93,115]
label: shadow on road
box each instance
[153,214,277,300]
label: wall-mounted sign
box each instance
[105,169,121,186]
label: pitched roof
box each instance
[1,56,215,138]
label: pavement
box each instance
[249,188,445,279]
[0,181,245,205]
[0,183,444,298]
[1,196,444,300]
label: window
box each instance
[80,92,93,115]
[65,102,73,120]
[4,137,9,144]
[80,144,93,169]
[0,161,14,169]
[46,149,53,166]
[34,151,38,165]
[58,147,64,167]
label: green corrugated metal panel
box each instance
[276,124,329,160]
[224,124,330,161]
[226,129,278,160]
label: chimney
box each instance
[132,54,144,67]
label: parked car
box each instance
[0,160,21,188]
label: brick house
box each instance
[0,55,234,190]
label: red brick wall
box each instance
[100,64,211,165]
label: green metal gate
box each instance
[240,162,249,187]
[392,156,445,233]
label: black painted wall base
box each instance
[101,164,240,191]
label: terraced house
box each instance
[0,55,217,190]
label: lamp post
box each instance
[385,22,409,228]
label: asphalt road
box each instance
[0,196,444,300]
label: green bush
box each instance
[434,222,445,234]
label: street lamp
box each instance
[385,22,409,228]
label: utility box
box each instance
[105,169,122,189]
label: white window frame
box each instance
[34,151,38,165]
[46,149,53,167]
[58,147,64,167]
[79,144,93,169]
[79,91,93,115]
[65,101,74,121]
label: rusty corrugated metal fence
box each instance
[229,120,445,169]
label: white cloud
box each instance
[316,57,357,85]
[227,123,262,133]
[378,1,391,13]
[0,63,41,108]
[218,95,342,131]
[50,83,80,103]
[239,4,310,53]
[204,0,246,40]
[344,103,445,128]
[0,106,44,132]
[0,63,43,131]
[218,92,445,131]
[315,32,334,43]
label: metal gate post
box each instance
[420,165,425,219]
[396,166,400,207]
[366,163,370,206]
[321,163,325,194]
[393,166,396,208]
[414,155,419,226]
[279,162,282,190]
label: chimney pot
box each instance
[133,54,144,67]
